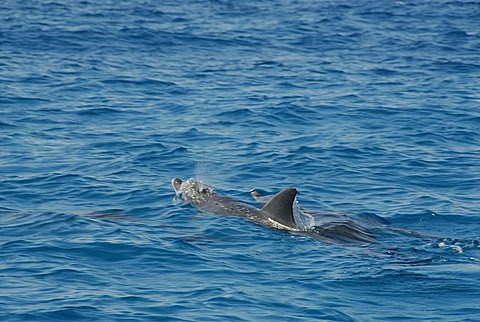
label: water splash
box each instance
[293,200,315,229]
[193,159,226,191]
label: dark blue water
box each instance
[1,0,480,320]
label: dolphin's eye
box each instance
[201,188,209,193]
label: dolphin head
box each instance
[171,178,214,203]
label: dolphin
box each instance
[172,178,376,244]
[172,178,299,230]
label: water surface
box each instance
[1,0,479,321]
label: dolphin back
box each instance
[261,188,298,228]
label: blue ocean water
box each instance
[1,0,480,320]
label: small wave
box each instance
[0,121,16,128]
[216,108,254,118]
[101,77,177,87]
[76,107,128,116]
[431,60,480,73]
[34,306,102,321]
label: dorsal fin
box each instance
[261,188,298,228]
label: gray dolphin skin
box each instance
[172,178,298,230]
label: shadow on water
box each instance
[77,209,136,222]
